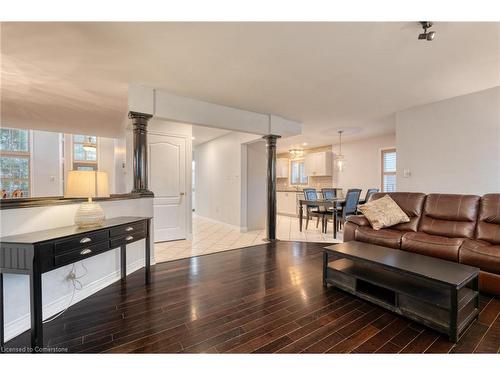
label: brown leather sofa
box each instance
[344,192,500,296]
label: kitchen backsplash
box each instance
[277,175,333,190]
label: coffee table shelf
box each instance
[324,241,480,342]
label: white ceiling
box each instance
[1,22,499,148]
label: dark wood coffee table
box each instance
[323,241,480,342]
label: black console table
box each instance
[0,216,152,351]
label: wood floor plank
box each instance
[302,308,382,353]
[424,336,455,354]
[352,318,409,353]
[451,322,489,353]
[5,241,497,354]
[478,298,500,326]
[400,329,440,353]
[326,324,379,353]
[376,342,401,353]
[474,311,500,353]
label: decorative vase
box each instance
[74,199,105,228]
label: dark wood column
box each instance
[263,134,281,241]
[129,111,153,195]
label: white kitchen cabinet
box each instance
[277,158,289,178]
[304,151,333,176]
[277,191,300,216]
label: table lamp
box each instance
[65,170,110,228]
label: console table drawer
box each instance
[110,222,146,238]
[110,231,146,248]
[54,229,109,254]
[54,241,110,266]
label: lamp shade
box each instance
[65,170,110,198]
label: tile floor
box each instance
[154,214,343,263]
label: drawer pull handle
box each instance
[80,237,92,244]
[125,227,134,232]
[80,248,92,255]
[126,235,134,241]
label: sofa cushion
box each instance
[369,192,426,232]
[476,194,500,245]
[401,232,464,262]
[419,194,480,238]
[347,215,371,227]
[358,195,410,230]
[355,226,404,249]
[459,239,500,275]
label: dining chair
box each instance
[303,188,323,230]
[321,188,337,200]
[320,188,337,233]
[359,188,379,204]
[11,189,24,198]
[335,188,362,231]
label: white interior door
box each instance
[148,134,187,242]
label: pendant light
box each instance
[335,131,345,171]
[83,136,96,152]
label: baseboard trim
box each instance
[4,258,147,343]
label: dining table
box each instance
[298,197,345,239]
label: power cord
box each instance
[43,262,88,323]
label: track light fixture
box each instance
[418,21,435,41]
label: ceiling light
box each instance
[302,142,308,146]
[289,149,304,159]
[82,136,96,152]
[418,21,435,41]
[191,136,195,140]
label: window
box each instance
[290,159,308,185]
[73,135,97,170]
[381,148,396,192]
[0,128,30,197]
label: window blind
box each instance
[381,149,397,192]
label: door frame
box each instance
[148,129,193,241]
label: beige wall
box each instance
[194,132,262,229]
[396,87,500,195]
[333,133,396,193]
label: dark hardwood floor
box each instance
[6,241,500,353]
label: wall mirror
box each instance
[0,127,127,200]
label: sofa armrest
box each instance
[346,215,371,227]
[344,215,371,242]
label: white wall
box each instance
[333,133,396,193]
[31,130,63,197]
[194,132,261,228]
[98,137,116,194]
[396,87,500,195]
[1,198,154,342]
[244,140,267,231]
